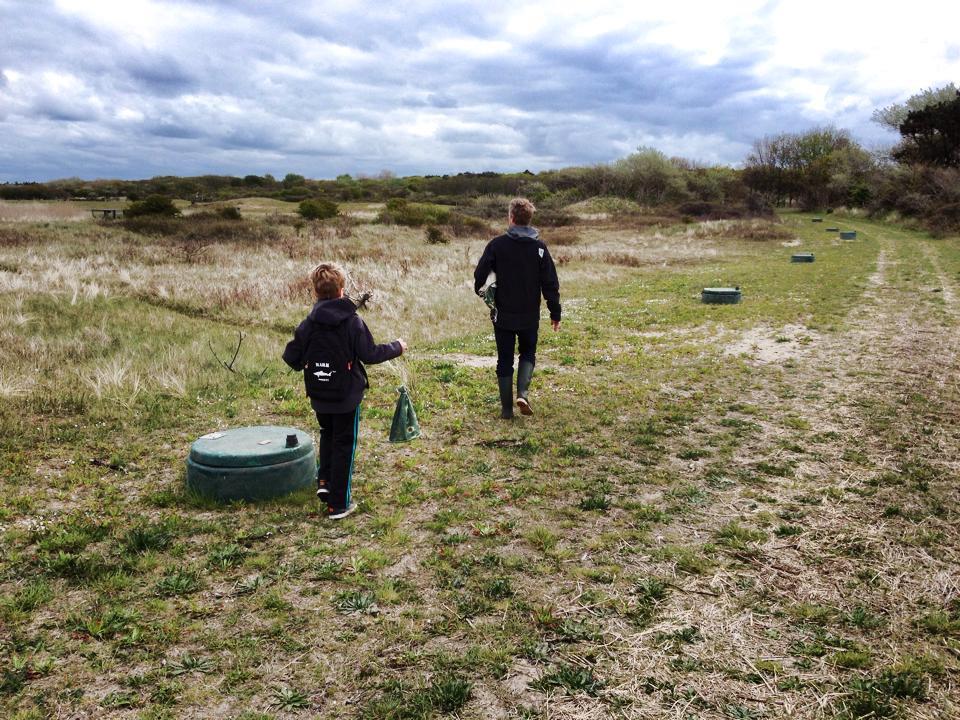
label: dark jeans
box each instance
[314,405,360,510]
[494,326,538,377]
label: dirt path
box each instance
[606,233,960,718]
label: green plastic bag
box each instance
[389,386,421,442]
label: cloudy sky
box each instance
[1,0,958,182]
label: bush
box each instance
[297,199,338,220]
[676,201,750,220]
[217,206,242,220]
[467,194,513,220]
[446,211,489,237]
[377,198,451,227]
[425,225,449,244]
[124,195,180,218]
[122,214,181,236]
[929,202,960,234]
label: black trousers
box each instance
[494,326,538,378]
[313,406,360,510]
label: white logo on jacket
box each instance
[538,248,544,258]
[313,370,336,379]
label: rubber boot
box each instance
[497,375,514,419]
[516,360,534,416]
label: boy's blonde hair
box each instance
[509,197,536,226]
[310,262,346,300]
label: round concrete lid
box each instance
[189,426,314,468]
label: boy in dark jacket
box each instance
[473,198,561,419]
[283,263,406,519]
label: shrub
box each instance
[676,201,750,219]
[467,194,513,220]
[929,202,960,234]
[446,211,489,237]
[125,195,180,218]
[217,206,242,220]
[298,199,338,220]
[377,198,451,227]
[425,225,448,244]
[122,214,181,236]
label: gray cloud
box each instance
[0,1,945,181]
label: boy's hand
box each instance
[551,320,561,332]
[397,338,408,354]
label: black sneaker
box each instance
[316,479,329,499]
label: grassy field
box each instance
[0,206,958,720]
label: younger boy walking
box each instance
[283,263,406,519]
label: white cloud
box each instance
[1,0,959,180]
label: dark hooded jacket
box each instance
[473,225,561,330]
[283,297,402,414]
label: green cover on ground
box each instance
[186,425,316,501]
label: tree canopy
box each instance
[892,90,960,168]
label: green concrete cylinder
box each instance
[701,287,742,304]
[791,253,815,263]
[840,230,857,240]
[186,426,315,502]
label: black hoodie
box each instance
[283,297,402,414]
[473,225,561,330]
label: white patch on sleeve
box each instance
[538,248,544,258]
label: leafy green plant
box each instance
[579,493,610,512]
[168,653,216,676]
[270,686,310,711]
[122,520,175,554]
[533,664,603,696]
[155,569,201,597]
[125,195,180,217]
[311,558,343,580]
[334,590,377,614]
[298,198,338,220]
[0,579,52,619]
[207,543,246,570]
[67,607,137,639]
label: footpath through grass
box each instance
[1,213,958,719]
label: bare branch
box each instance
[208,331,244,374]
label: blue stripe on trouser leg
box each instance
[345,405,360,506]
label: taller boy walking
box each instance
[283,263,405,519]
[473,198,561,419]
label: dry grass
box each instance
[692,218,795,242]
[0,200,96,222]
[1,206,958,719]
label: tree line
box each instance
[3,84,958,232]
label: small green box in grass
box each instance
[840,230,857,240]
[702,287,742,304]
[791,253,815,263]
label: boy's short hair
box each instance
[509,197,536,226]
[310,262,346,300]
